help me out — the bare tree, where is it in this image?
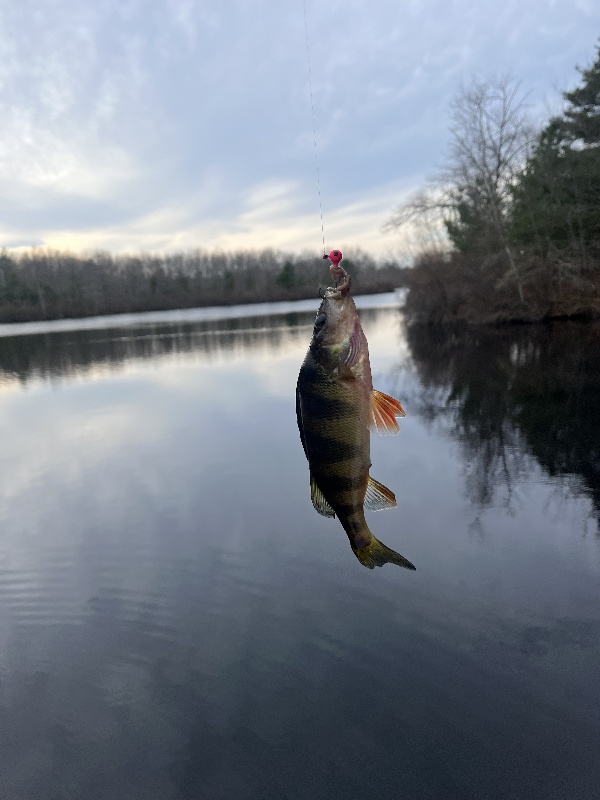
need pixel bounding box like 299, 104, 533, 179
387, 76, 534, 302
446, 77, 534, 301
383, 188, 451, 252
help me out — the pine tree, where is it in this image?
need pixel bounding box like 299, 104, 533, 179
563, 42, 600, 146
511, 41, 600, 256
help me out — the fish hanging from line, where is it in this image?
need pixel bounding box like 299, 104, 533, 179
296, 250, 415, 570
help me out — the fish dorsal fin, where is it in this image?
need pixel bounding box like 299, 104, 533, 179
370, 389, 406, 435
342, 318, 362, 368
310, 474, 336, 518
364, 476, 397, 511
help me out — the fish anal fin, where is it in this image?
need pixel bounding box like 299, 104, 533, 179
364, 476, 397, 511
310, 475, 336, 518
370, 389, 406, 435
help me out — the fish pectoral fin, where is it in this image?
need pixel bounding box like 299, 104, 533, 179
369, 389, 406, 435
310, 475, 336, 518
364, 476, 397, 511
341, 318, 363, 368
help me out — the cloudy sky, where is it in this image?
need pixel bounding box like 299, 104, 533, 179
1, 0, 598, 258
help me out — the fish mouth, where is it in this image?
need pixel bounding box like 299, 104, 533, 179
318, 286, 341, 302
319, 278, 351, 300
318, 269, 352, 300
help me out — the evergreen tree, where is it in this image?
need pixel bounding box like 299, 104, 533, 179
563, 42, 600, 146
275, 261, 295, 290
511, 42, 600, 257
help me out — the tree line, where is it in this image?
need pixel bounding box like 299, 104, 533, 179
0, 248, 407, 324
388, 40, 600, 323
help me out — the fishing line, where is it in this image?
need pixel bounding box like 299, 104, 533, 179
302, 0, 326, 255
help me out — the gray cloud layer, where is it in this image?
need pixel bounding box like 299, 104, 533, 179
0, 0, 598, 256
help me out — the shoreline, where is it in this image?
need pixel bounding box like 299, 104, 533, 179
0, 291, 402, 338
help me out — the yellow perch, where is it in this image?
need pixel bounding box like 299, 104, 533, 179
296, 274, 415, 570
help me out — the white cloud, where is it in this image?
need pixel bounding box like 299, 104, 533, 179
29, 175, 417, 257
0, 0, 598, 256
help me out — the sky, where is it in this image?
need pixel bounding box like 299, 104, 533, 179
1, 0, 599, 259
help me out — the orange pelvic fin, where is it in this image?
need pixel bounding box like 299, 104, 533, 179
370, 389, 406, 435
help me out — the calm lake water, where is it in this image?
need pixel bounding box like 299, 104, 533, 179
0, 294, 599, 800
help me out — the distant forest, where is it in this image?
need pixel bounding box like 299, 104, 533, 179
0, 248, 407, 324
388, 41, 600, 324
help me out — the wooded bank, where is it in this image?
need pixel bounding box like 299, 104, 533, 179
390, 42, 600, 324
0, 248, 407, 324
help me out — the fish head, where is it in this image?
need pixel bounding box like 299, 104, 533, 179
311, 288, 358, 349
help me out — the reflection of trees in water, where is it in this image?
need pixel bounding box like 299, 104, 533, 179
0, 307, 384, 387
406, 320, 600, 525
0, 312, 297, 385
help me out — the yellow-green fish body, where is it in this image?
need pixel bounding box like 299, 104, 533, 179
296, 286, 415, 570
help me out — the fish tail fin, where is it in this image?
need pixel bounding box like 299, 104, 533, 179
353, 534, 416, 571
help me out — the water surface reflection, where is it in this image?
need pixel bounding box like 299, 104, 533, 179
0, 307, 387, 388
0, 300, 598, 800
406, 320, 600, 524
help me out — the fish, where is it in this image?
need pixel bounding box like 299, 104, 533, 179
296, 273, 415, 570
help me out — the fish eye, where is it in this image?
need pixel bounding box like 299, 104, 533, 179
314, 313, 327, 330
